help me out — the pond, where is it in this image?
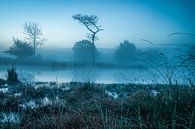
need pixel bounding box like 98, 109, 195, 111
0, 65, 190, 84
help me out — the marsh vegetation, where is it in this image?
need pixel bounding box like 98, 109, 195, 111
0, 1, 195, 128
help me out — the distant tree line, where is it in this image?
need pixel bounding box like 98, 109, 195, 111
4, 38, 159, 66
1, 14, 194, 68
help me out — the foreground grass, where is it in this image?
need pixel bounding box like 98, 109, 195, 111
0, 82, 194, 129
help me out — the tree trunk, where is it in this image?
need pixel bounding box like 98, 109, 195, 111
92, 33, 95, 64
33, 38, 36, 58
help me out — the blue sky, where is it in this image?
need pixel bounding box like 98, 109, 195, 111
0, 0, 194, 48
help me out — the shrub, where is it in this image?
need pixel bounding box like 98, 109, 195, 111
7, 67, 19, 85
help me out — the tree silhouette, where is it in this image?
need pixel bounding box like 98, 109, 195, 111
114, 40, 137, 64
5, 38, 33, 59
24, 22, 44, 58
72, 40, 98, 63
73, 14, 103, 64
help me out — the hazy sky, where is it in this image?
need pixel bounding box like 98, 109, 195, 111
0, 0, 194, 48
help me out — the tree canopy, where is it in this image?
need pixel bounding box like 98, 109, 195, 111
114, 40, 137, 64
5, 38, 33, 59
73, 14, 103, 64
72, 40, 98, 63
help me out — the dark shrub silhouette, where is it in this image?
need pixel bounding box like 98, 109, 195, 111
72, 40, 99, 63
5, 38, 33, 59
114, 40, 137, 64
7, 67, 19, 84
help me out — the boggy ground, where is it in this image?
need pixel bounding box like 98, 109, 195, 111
0, 81, 195, 129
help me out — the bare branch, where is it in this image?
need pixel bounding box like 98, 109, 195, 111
168, 32, 195, 38
73, 14, 103, 35
73, 14, 103, 64
23, 22, 45, 57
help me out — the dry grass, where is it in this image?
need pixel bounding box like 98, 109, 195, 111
0, 83, 195, 129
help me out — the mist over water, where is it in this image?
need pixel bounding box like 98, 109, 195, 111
0, 62, 192, 85
0, 1, 195, 128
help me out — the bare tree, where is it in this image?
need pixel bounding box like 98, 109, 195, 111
73, 14, 103, 64
24, 22, 44, 58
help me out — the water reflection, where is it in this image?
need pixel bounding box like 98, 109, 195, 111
0, 65, 191, 84
72, 66, 100, 82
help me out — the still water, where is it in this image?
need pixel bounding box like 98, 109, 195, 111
0, 65, 190, 84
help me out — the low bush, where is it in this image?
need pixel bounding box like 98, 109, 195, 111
7, 67, 19, 85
